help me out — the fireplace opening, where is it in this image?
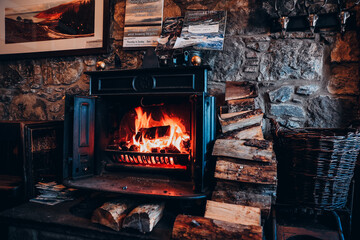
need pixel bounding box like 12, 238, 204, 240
63, 67, 215, 198
99, 95, 193, 176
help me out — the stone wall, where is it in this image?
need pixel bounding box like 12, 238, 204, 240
0, 0, 359, 130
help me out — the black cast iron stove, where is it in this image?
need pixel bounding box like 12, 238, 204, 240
63, 66, 216, 199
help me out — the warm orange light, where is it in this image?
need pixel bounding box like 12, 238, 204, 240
130, 107, 190, 153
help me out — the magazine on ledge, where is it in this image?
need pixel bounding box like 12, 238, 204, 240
30, 181, 77, 206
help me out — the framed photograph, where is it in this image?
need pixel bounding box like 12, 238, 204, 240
0, 0, 109, 60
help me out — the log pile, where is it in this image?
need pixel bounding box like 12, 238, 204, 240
172, 81, 277, 239
91, 200, 165, 233
209, 81, 277, 223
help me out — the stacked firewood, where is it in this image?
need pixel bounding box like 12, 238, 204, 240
172, 81, 277, 240
91, 200, 165, 233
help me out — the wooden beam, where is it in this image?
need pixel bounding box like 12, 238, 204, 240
212, 139, 273, 162
219, 109, 263, 133
204, 200, 261, 226
225, 81, 257, 101
214, 158, 277, 185
172, 214, 263, 240
212, 181, 274, 217
91, 200, 133, 231
122, 203, 165, 233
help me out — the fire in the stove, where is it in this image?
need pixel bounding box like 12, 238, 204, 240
120, 107, 190, 154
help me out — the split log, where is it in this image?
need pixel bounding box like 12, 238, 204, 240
219, 124, 264, 140
212, 139, 273, 162
217, 180, 276, 197
219, 109, 263, 133
172, 214, 262, 240
220, 110, 249, 118
204, 200, 261, 226
225, 81, 257, 101
220, 99, 255, 115
91, 200, 134, 231
214, 158, 277, 185
212, 181, 274, 218
122, 203, 165, 233
227, 98, 256, 112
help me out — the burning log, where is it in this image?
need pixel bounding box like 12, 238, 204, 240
122, 203, 165, 233
212, 139, 273, 162
91, 200, 134, 231
219, 109, 263, 133
164, 145, 180, 153
135, 125, 170, 142
129, 145, 139, 152
204, 200, 261, 226
172, 214, 262, 240
215, 158, 277, 185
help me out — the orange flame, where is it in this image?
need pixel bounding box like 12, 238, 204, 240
131, 107, 190, 153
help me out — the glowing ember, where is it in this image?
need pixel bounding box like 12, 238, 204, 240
129, 107, 190, 153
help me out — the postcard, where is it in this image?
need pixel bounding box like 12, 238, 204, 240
174, 10, 227, 50
123, 0, 164, 48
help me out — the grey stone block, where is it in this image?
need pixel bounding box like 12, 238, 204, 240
270, 104, 305, 118
269, 86, 294, 103
295, 85, 320, 95
259, 40, 323, 81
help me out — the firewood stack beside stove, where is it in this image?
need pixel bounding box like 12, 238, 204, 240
172, 81, 277, 240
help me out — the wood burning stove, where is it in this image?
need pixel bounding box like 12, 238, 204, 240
63, 66, 216, 199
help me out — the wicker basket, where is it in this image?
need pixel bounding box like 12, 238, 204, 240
274, 126, 360, 210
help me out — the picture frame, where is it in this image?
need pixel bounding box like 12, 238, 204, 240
0, 0, 109, 60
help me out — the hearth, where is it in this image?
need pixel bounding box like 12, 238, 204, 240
63, 66, 216, 199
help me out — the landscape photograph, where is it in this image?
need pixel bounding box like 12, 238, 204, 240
5, 0, 95, 44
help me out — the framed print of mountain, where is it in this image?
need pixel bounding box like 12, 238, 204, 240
0, 0, 109, 59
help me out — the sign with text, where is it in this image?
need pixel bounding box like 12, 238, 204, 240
123, 0, 163, 48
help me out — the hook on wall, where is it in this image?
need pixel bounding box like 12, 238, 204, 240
339, 0, 359, 33
274, 0, 298, 36
303, 0, 327, 33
